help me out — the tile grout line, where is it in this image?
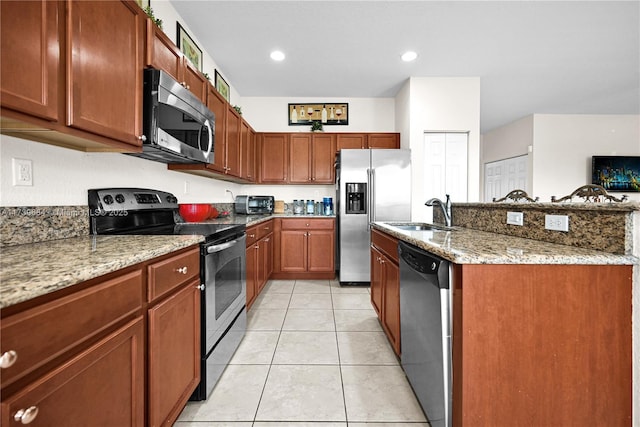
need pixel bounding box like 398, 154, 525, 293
332, 279, 351, 425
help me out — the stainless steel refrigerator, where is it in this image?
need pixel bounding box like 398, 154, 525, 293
336, 149, 411, 284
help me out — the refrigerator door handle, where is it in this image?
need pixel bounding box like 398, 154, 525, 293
370, 168, 376, 223
367, 168, 372, 230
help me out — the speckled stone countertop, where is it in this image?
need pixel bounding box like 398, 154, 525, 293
372, 222, 638, 265
0, 235, 203, 309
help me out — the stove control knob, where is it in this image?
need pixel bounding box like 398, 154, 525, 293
166, 195, 178, 204
103, 195, 114, 205
115, 194, 125, 204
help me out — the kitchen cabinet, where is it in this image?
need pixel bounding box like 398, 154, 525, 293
205, 85, 228, 173
224, 105, 242, 177
289, 133, 336, 184
273, 218, 335, 279
451, 263, 632, 427
370, 229, 401, 355
0, 245, 201, 427
259, 133, 289, 183
145, 17, 207, 103
336, 133, 400, 150
67, 0, 144, 145
246, 220, 274, 309
0, 0, 61, 122
147, 248, 200, 427
1, 0, 146, 152
0, 267, 146, 426
240, 120, 256, 181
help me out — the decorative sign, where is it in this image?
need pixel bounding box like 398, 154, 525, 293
288, 103, 349, 126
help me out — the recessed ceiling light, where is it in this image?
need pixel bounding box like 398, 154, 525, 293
401, 51, 418, 62
270, 50, 285, 61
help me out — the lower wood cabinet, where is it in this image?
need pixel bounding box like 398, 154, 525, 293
370, 229, 401, 355
0, 245, 201, 427
272, 218, 335, 280
246, 220, 274, 309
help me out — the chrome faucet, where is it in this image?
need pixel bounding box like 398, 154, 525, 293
425, 194, 452, 227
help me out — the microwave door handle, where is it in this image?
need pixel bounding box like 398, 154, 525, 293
203, 119, 213, 157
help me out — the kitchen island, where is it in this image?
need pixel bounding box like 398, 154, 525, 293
371, 221, 636, 427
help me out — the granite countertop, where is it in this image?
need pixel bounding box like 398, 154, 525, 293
0, 235, 203, 309
372, 222, 638, 265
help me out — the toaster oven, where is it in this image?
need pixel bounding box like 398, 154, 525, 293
235, 196, 274, 215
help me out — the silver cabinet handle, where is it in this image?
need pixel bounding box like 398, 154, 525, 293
176, 266, 188, 274
0, 350, 17, 368
138, 135, 147, 142
196, 284, 205, 291
14, 406, 38, 424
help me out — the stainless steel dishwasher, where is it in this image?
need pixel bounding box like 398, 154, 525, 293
398, 241, 452, 427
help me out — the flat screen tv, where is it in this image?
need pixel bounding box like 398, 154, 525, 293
592, 156, 640, 192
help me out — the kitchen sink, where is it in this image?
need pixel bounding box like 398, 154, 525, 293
386, 222, 452, 231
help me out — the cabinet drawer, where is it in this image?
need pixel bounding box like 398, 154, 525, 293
147, 248, 200, 302
371, 229, 399, 263
246, 225, 259, 247
281, 218, 335, 230
0, 270, 143, 389
256, 220, 274, 240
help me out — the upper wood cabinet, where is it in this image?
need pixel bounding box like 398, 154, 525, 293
259, 133, 289, 183
145, 18, 206, 103
67, 0, 144, 146
206, 85, 227, 173
240, 120, 256, 181
224, 105, 241, 177
336, 133, 400, 150
289, 134, 336, 184
0, 0, 61, 122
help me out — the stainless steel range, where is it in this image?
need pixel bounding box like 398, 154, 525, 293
88, 188, 246, 401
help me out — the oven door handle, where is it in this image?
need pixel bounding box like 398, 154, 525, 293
206, 238, 240, 254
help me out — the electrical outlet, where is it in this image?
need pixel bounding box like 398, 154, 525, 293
545, 214, 569, 232
506, 211, 524, 226
12, 158, 33, 186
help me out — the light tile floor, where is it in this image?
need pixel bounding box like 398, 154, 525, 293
175, 279, 429, 427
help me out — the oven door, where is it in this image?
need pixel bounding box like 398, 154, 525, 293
202, 233, 246, 353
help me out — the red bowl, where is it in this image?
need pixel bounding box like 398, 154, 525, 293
179, 204, 212, 222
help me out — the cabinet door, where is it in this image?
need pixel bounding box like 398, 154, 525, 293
148, 281, 200, 427
0, 0, 61, 121
307, 230, 335, 272
257, 238, 268, 292
183, 60, 207, 104
368, 133, 400, 149
382, 257, 400, 355
259, 133, 288, 183
207, 86, 227, 172
67, 0, 143, 146
145, 18, 182, 82
337, 134, 366, 150
280, 230, 307, 272
289, 134, 312, 183
246, 245, 258, 309
311, 134, 336, 183
225, 105, 241, 176
239, 120, 253, 180
264, 233, 274, 280
247, 127, 257, 181
1, 317, 144, 427
370, 246, 383, 316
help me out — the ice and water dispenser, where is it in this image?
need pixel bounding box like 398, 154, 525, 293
346, 183, 366, 214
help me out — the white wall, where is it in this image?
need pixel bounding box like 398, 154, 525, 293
0, 135, 242, 206
532, 114, 640, 202
399, 77, 481, 223
240, 97, 395, 133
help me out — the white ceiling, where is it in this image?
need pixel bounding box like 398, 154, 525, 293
170, 0, 640, 133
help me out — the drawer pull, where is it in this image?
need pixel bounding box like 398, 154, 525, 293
196, 284, 205, 291
176, 267, 188, 275
249, 234, 256, 238
14, 406, 38, 424
0, 350, 17, 368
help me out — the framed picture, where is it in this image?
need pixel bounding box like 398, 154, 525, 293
215, 70, 230, 103
176, 23, 202, 71
135, 0, 150, 8
288, 103, 349, 126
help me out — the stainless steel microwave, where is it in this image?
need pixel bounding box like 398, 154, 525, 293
235, 196, 274, 215
128, 68, 214, 164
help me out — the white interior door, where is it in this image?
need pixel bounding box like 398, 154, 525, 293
424, 132, 468, 202
483, 155, 528, 201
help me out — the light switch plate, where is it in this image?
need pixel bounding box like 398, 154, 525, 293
506, 211, 524, 226
545, 214, 569, 232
